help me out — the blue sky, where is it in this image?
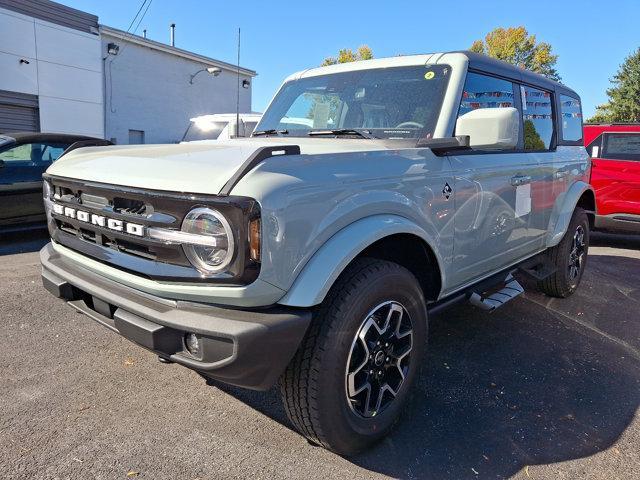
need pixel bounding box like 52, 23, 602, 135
64, 0, 639, 118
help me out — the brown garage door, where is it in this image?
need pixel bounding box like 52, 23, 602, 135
0, 90, 39, 133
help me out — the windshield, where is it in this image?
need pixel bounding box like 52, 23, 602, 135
0, 135, 15, 147
183, 121, 228, 142
257, 65, 451, 139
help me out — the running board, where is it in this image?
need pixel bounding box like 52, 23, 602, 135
468, 274, 524, 311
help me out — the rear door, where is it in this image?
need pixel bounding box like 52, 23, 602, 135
522, 85, 563, 249
591, 132, 640, 217
448, 72, 539, 288
0, 141, 70, 226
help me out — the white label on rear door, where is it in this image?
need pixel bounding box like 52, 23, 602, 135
515, 184, 532, 218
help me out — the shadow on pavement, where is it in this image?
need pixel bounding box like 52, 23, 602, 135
214, 252, 640, 479
0, 228, 49, 256
591, 231, 640, 250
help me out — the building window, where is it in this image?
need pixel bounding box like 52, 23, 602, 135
128, 129, 145, 144
458, 72, 516, 118
602, 133, 640, 161
521, 85, 553, 150
560, 94, 583, 142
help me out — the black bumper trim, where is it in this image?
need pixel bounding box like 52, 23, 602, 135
40, 242, 311, 390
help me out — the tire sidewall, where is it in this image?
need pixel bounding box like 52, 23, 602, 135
314, 263, 427, 453
558, 210, 590, 293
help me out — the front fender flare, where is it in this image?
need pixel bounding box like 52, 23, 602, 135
278, 215, 444, 308
546, 181, 595, 248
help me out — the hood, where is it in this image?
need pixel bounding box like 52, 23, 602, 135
46, 137, 394, 195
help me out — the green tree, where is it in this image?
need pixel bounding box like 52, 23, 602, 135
523, 120, 545, 150
587, 48, 640, 123
322, 45, 373, 66
470, 26, 560, 81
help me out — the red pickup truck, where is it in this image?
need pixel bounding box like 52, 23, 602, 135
585, 123, 640, 234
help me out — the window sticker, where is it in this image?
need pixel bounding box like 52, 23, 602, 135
424, 71, 435, 80
515, 184, 532, 218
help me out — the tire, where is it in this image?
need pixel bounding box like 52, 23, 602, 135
279, 258, 428, 456
537, 207, 590, 298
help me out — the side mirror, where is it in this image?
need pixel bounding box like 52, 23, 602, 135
456, 107, 519, 150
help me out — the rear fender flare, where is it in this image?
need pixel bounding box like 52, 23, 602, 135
546, 181, 595, 248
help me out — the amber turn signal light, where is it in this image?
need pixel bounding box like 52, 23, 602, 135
249, 218, 261, 261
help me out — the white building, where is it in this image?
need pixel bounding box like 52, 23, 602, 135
0, 0, 256, 144
102, 26, 255, 145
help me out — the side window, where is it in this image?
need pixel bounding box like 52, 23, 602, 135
0, 142, 69, 164
560, 95, 583, 142
242, 121, 258, 136
585, 134, 603, 158
0, 144, 32, 163
521, 85, 554, 150
458, 72, 516, 118
602, 133, 640, 161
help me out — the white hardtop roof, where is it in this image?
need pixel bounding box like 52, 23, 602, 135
282, 50, 577, 97
284, 52, 465, 82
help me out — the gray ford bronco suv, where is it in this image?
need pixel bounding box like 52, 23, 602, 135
40, 51, 594, 455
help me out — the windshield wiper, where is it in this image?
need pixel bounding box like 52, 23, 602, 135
307, 128, 376, 139
252, 129, 289, 137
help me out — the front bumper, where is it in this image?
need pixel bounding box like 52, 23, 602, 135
594, 214, 640, 234
40, 242, 311, 390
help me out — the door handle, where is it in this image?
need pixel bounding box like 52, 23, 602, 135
510, 175, 532, 186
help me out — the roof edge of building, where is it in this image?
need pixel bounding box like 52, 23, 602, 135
100, 25, 257, 77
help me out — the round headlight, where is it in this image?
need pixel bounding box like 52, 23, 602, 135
181, 207, 235, 274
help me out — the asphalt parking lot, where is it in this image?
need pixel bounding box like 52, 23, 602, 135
0, 230, 638, 480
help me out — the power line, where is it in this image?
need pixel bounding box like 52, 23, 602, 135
132, 0, 153, 36
124, 0, 148, 34
115, 0, 154, 58
105, 0, 154, 114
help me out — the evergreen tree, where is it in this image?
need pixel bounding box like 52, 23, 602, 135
588, 49, 640, 123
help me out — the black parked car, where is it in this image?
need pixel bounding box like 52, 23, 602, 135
0, 132, 109, 232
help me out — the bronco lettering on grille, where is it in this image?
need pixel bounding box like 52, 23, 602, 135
52, 203, 144, 237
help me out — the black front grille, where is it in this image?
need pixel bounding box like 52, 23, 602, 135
45, 174, 261, 285
113, 197, 148, 216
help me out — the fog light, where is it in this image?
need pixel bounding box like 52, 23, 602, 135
185, 333, 200, 356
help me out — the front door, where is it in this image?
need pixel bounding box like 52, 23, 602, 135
448, 152, 536, 288
0, 141, 69, 227
446, 72, 539, 290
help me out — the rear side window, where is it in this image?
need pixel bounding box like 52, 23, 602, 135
458, 72, 516, 118
603, 133, 640, 161
521, 85, 553, 150
560, 95, 583, 142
